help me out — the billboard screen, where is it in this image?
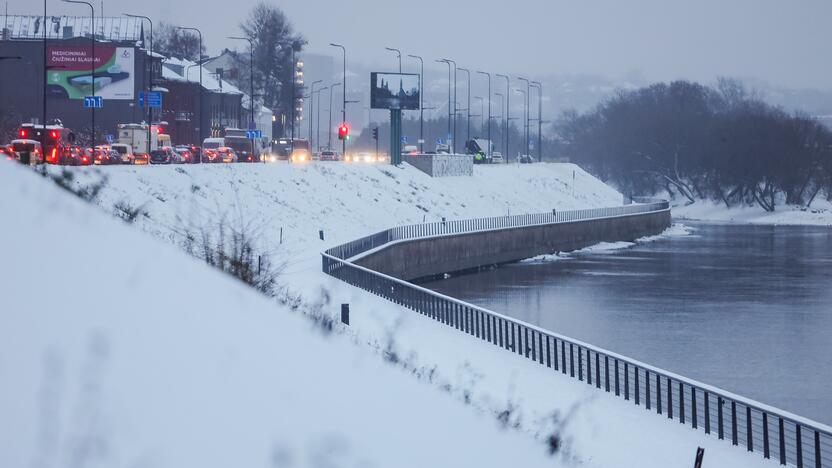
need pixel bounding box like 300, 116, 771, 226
370, 72, 420, 110
46, 45, 135, 100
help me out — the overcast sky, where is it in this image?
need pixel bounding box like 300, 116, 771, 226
24, 0, 832, 90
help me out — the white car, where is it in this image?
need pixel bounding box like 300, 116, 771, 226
491, 151, 504, 164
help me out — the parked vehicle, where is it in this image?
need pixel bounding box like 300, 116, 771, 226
491, 151, 504, 164
319, 150, 340, 161
110, 143, 134, 164
435, 143, 451, 154
346, 152, 376, 163
518, 154, 534, 164
216, 147, 237, 163
150, 147, 174, 164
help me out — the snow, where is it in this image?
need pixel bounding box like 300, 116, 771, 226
0, 160, 562, 468
672, 198, 832, 226
16, 161, 776, 467
521, 223, 694, 263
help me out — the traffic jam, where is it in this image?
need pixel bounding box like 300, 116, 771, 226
3, 122, 388, 167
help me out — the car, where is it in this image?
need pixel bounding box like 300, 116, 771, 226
175, 147, 194, 163
216, 147, 237, 163
491, 151, 504, 164
319, 150, 340, 161
518, 154, 534, 164
150, 148, 175, 164
94, 147, 120, 165
111, 143, 134, 164
347, 152, 377, 163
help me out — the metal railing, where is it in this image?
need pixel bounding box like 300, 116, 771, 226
321, 202, 831, 467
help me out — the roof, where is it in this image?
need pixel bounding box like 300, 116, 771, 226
161, 57, 243, 95
1, 15, 142, 41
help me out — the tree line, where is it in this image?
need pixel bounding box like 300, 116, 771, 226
554, 79, 832, 210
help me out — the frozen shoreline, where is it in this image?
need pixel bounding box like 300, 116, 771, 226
670, 199, 832, 226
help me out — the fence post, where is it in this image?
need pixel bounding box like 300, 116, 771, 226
747, 406, 753, 452
569, 344, 575, 377
587, 350, 593, 385
718, 397, 724, 440
679, 382, 684, 424
779, 417, 786, 465
595, 354, 601, 389
731, 401, 738, 446
667, 377, 673, 420
815, 430, 821, 468
635, 367, 640, 406
578, 346, 583, 381
797, 424, 803, 468
624, 362, 629, 400
615, 360, 620, 396
657, 374, 662, 414
705, 392, 711, 434
692, 387, 697, 429
646, 370, 651, 410
605, 356, 610, 392
763, 413, 770, 459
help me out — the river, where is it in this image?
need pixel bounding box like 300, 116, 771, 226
423, 222, 832, 424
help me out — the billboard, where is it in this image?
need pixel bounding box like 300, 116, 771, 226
46, 45, 135, 100
370, 72, 420, 110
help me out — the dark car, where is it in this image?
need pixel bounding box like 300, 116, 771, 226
518, 154, 534, 164
150, 148, 173, 164
94, 148, 120, 165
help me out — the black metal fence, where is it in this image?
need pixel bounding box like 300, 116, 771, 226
321, 202, 832, 467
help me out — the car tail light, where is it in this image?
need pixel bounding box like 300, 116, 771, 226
50, 148, 57, 162
19, 129, 26, 138
50, 130, 58, 139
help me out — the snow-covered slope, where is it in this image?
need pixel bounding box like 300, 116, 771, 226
672, 198, 832, 226
0, 160, 566, 468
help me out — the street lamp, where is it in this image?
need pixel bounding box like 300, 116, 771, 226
384, 47, 401, 73
474, 96, 484, 133
515, 87, 526, 159
457, 67, 471, 142
63, 0, 95, 146
329, 43, 346, 155
176, 26, 203, 148
476, 70, 492, 156
496, 74, 510, 160
227, 36, 255, 127
124, 14, 153, 157
517, 77, 530, 157
309, 79, 322, 151
328, 82, 340, 149
315, 85, 327, 153
407, 54, 424, 152
531, 81, 542, 162
437, 58, 456, 152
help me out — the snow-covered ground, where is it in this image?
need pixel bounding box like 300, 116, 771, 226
671, 198, 832, 226
8, 161, 776, 467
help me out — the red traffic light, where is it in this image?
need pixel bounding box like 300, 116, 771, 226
338, 123, 349, 140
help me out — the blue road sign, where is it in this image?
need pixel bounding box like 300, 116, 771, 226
137, 91, 145, 107
146, 91, 162, 108
401, 135, 408, 144
104, 134, 114, 144
246, 129, 262, 139
436, 138, 443, 145
83, 96, 103, 108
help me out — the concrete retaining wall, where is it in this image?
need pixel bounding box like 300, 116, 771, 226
405, 154, 473, 177
355, 209, 671, 281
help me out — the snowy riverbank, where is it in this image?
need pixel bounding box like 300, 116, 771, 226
671, 198, 832, 226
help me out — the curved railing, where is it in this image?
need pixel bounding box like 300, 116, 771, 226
321, 200, 831, 467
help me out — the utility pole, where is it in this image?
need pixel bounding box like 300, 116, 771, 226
436, 59, 452, 150
517, 77, 530, 157
329, 82, 340, 150
309, 79, 321, 151
384, 47, 401, 73
316, 86, 327, 153
531, 81, 542, 162
407, 54, 424, 153
63, 0, 95, 145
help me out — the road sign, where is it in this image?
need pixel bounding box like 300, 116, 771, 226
401, 135, 408, 144
83, 96, 103, 108
436, 138, 443, 145
137, 91, 145, 107
104, 134, 114, 144
417, 138, 425, 144
246, 129, 262, 139
146, 91, 162, 108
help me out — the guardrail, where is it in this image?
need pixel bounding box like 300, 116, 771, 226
321, 201, 831, 467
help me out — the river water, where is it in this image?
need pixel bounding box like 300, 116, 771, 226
423, 222, 832, 425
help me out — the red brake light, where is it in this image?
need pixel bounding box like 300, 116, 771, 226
50, 130, 58, 139
19, 129, 26, 138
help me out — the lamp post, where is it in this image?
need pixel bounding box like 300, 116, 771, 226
124, 14, 153, 157
384, 47, 401, 73
309, 79, 322, 151
176, 26, 203, 148
42, 0, 46, 155
496, 74, 509, 160
315, 85, 327, 153
514, 89, 529, 159
407, 54, 423, 152
329, 43, 346, 155
494, 92, 504, 155
517, 77, 530, 157
228, 35, 256, 160
476, 70, 492, 156
473, 96, 484, 133
328, 82, 340, 150
531, 81, 542, 162
63, 0, 95, 146
457, 67, 471, 143
437, 58, 456, 152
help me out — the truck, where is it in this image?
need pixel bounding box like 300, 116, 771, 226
117, 123, 158, 158
464, 138, 494, 164
223, 128, 260, 162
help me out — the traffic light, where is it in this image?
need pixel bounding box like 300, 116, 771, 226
372, 127, 378, 140
338, 123, 349, 140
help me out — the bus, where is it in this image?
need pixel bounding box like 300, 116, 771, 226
17, 124, 75, 164
269, 138, 310, 162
